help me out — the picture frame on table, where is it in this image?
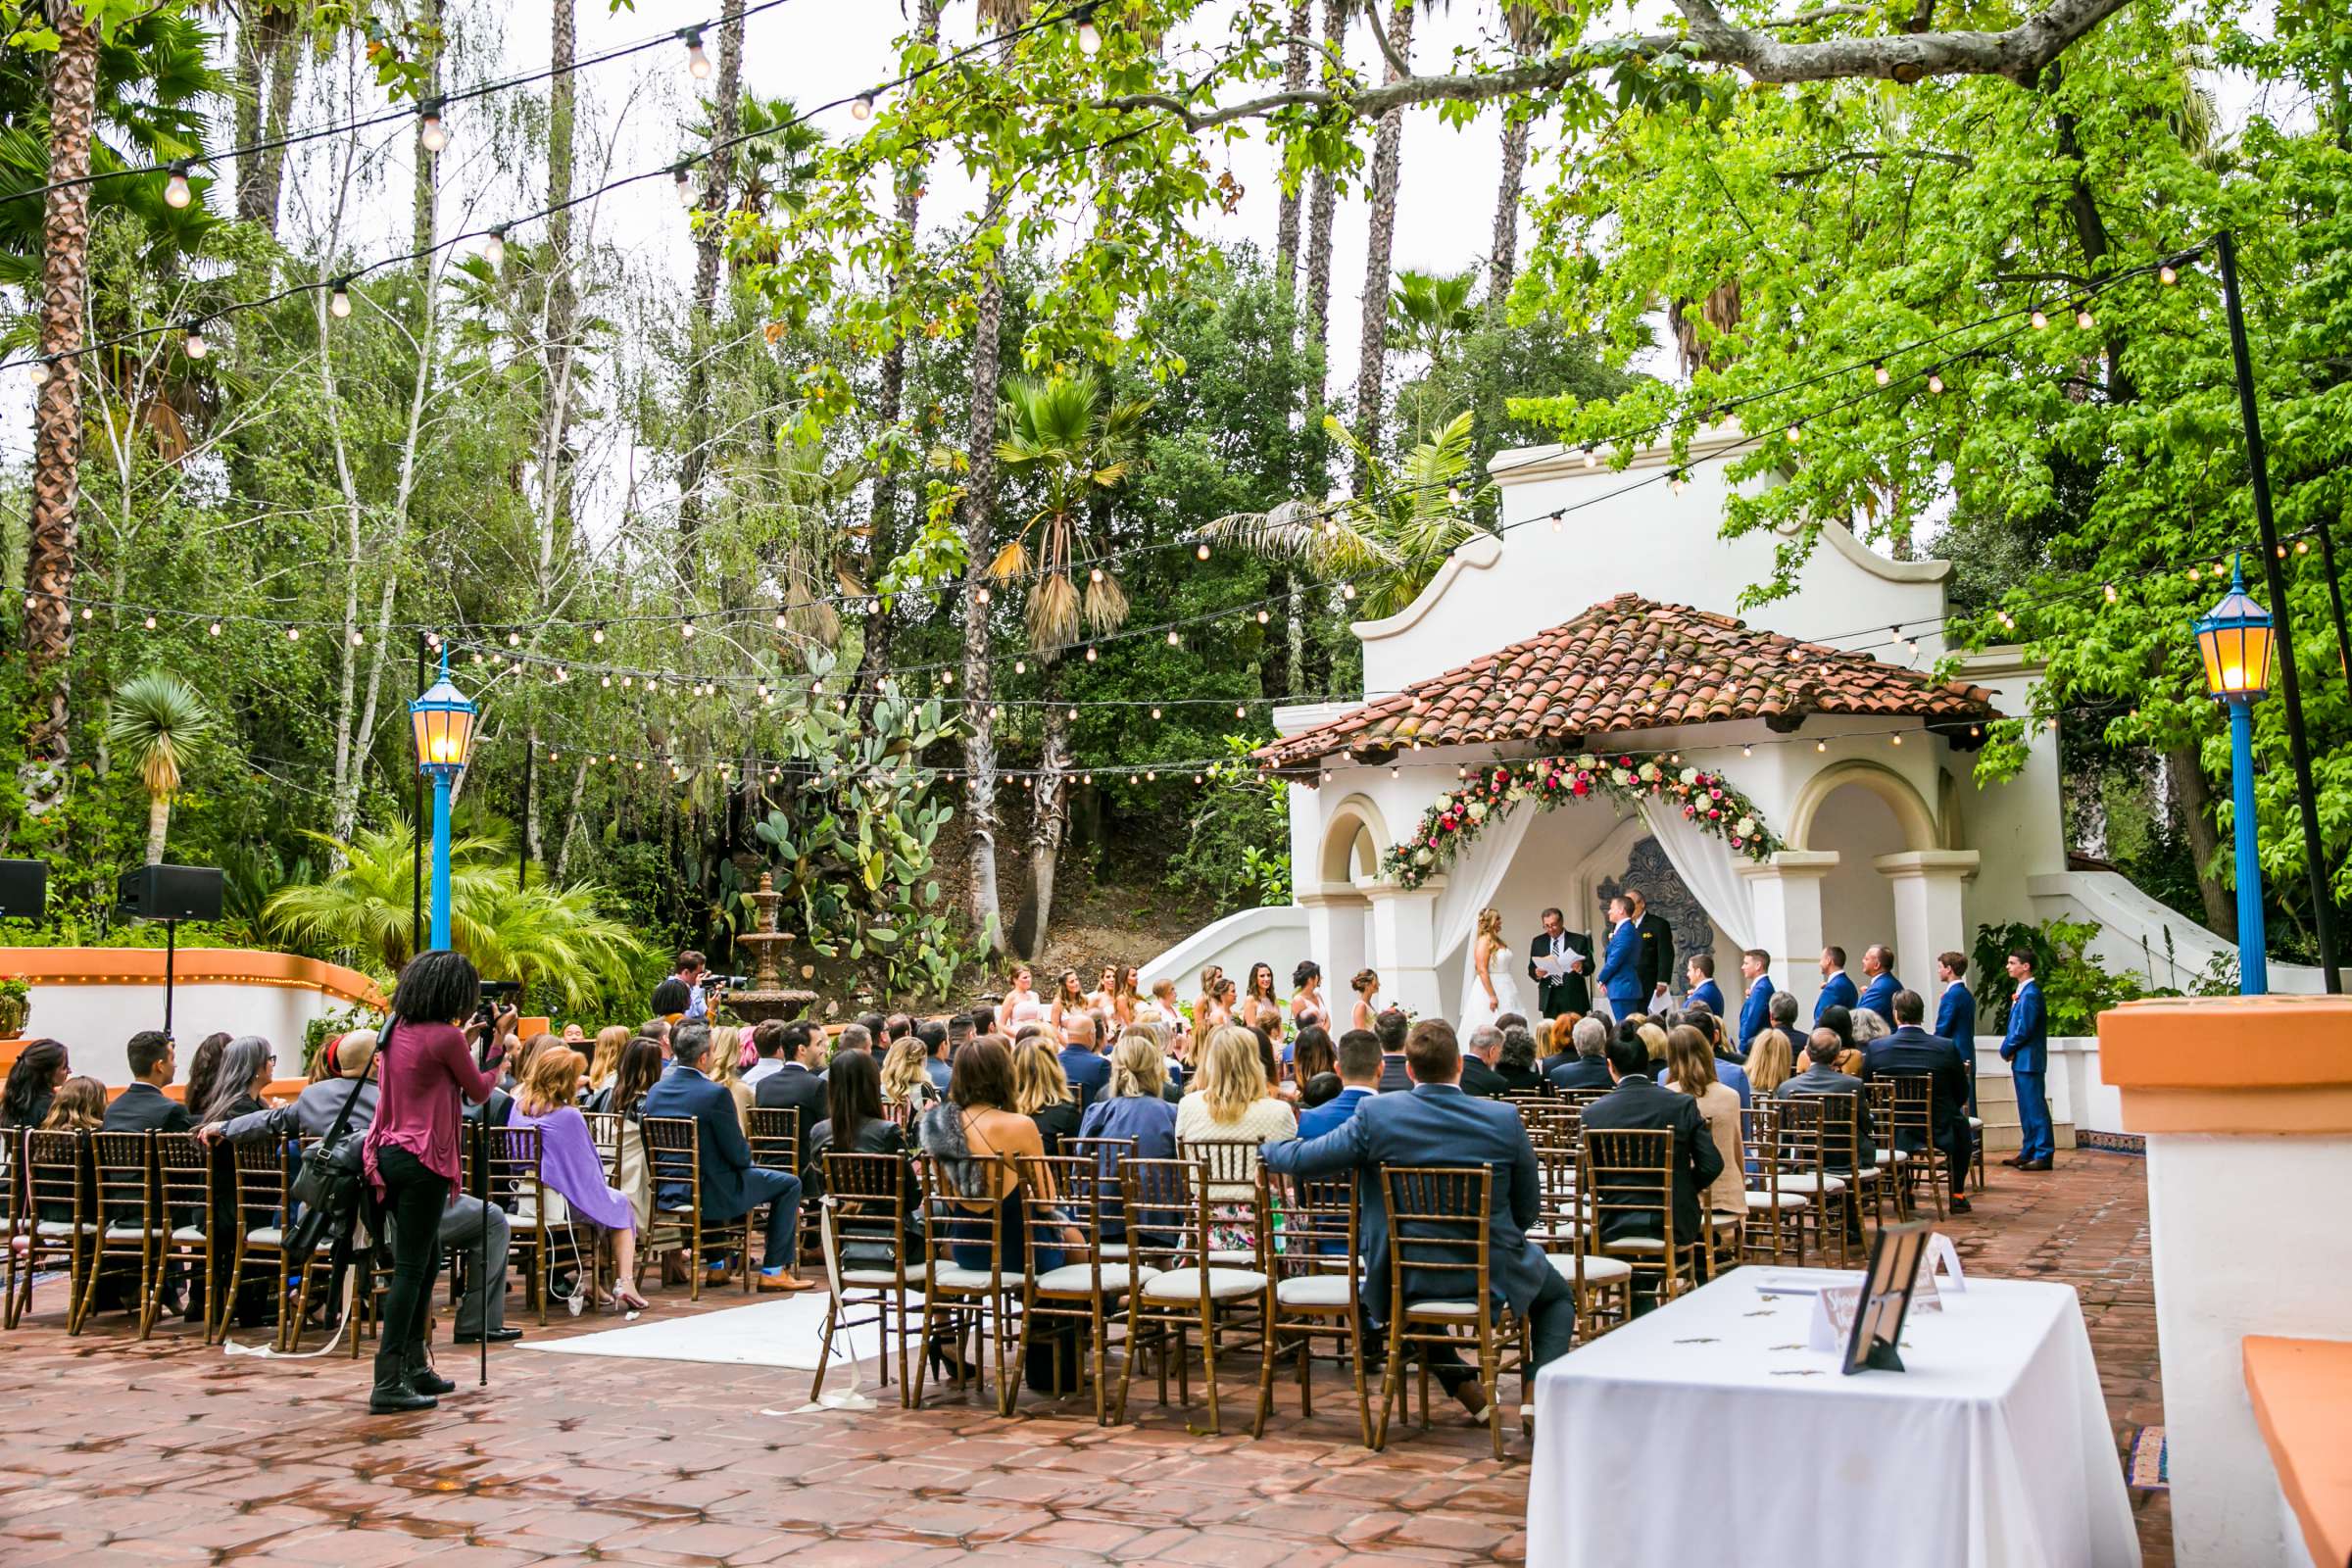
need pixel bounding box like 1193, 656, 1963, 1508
1842, 1221, 1931, 1374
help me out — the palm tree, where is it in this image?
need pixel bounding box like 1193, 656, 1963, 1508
1300, 0, 1348, 380
678, 1, 748, 540
993, 371, 1152, 954
1204, 409, 1492, 621
1349, 0, 1423, 490
1390, 269, 1478, 381
105, 672, 218, 865
267, 823, 646, 1008
1488, 1, 1551, 318
20, 1, 102, 803
1273, 0, 1313, 289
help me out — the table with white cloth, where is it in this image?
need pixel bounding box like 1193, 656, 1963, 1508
1527, 1267, 2139, 1568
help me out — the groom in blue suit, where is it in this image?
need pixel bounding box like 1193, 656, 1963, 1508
2000, 947, 2053, 1171
1735, 949, 1776, 1053
1596, 896, 1645, 1017
1814, 945, 1858, 1022
1856, 944, 1900, 1022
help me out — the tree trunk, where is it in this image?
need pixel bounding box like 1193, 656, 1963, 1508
861, 0, 945, 711
145, 793, 170, 866
232, 14, 266, 221
237, 9, 299, 236
21, 2, 100, 796
1489, 108, 1529, 321
677, 3, 746, 541
960, 240, 1008, 955
1350, 0, 1414, 490
555, 755, 590, 882
1302, 0, 1345, 352
1272, 0, 1312, 292
412, 0, 439, 300
1024, 662, 1073, 957
254, 18, 300, 239
2165, 744, 2236, 943
546, 0, 578, 509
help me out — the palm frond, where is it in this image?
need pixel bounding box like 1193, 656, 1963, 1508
105, 669, 217, 800
1082, 571, 1129, 637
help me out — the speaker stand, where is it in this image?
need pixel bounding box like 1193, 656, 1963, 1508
163, 918, 179, 1041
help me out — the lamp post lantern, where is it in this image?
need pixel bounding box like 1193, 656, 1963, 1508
409, 650, 478, 955
2194, 557, 2277, 994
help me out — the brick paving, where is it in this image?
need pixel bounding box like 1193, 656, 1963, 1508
0, 1150, 2170, 1566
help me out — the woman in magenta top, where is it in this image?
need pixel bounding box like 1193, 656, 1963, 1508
362, 951, 496, 1414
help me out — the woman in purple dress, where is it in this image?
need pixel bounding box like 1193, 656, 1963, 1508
510, 1047, 651, 1313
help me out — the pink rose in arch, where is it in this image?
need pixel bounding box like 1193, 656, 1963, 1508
1684, 805, 1696, 818
1428, 837, 1440, 848
1731, 837, 1743, 849
1710, 787, 1723, 801
1709, 808, 1721, 818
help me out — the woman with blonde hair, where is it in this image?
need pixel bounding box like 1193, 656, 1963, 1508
1047, 969, 1089, 1032
1462, 906, 1524, 1036
1663, 1025, 1744, 1255
511, 1048, 652, 1312
38, 1075, 105, 1131
1743, 1027, 1795, 1097
1077, 1030, 1180, 1175
1638, 1020, 1672, 1080
1195, 964, 1227, 1032
1349, 968, 1381, 1032
1174, 1025, 1297, 1198
1111, 965, 1143, 1027
585, 1025, 630, 1097
1012, 1036, 1081, 1154
880, 1034, 938, 1120
707, 1024, 754, 1132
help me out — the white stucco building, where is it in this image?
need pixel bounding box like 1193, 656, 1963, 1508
1144, 426, 2317, 1024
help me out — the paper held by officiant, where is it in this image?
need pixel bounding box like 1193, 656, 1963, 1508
1532, 951, 1586, 979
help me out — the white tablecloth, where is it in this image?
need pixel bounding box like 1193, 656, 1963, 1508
1528, 1269, 2139, 1568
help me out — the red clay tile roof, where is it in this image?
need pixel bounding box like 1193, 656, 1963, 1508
1255, 593, 2003, 774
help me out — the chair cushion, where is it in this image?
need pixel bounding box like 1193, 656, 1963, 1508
245, 1227, 284, 1247
1205, 1249, 1258, 1267
1403, 1298, 1485, 1320
1776, 1173, 1847, 1196
1601, 1236, 1665, 1252
839, 1267, 905, 1288
171, 1225, 206, 1243
1140, 1266, 1269, 1302
1274, 1273, 1356, 1307
929, 1264, 1016, 1292
103, 1225, 153, 1242
1743, 1191, 1808, 1210
34, 1220, 95, 1237
1099, 1243, 1130, 1261
1545, 1252, 1633, 1285
1034, 1261, 1158, 1296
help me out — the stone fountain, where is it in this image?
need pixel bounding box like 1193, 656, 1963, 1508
721, 872, 817, 1028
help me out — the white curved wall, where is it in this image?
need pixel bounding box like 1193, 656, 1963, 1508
1140, 905, 1311, 1000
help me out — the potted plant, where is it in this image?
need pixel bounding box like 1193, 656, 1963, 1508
0, 977, 28, 1041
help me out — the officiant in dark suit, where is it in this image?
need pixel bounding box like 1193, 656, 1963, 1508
1527, 906, 1593, 1016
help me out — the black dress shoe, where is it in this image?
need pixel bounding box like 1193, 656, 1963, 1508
1947, 1197, 1973, 1214
453, 1327, 523, 1345
2019, 1157, 2052, 1171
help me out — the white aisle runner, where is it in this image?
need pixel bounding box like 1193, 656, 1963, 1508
514, 1290, 892, 1371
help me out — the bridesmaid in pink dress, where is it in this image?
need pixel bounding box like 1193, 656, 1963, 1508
1002, 965, 1048, 1030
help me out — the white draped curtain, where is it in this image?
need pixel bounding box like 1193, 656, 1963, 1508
1637, 796, 1755, 953
1430, 804, 1540, 1011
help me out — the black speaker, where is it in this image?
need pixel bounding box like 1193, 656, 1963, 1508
117, 863, 224, 922
0, 858, 46, 920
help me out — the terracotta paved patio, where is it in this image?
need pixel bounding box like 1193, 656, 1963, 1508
0, 1150, 2170, 1566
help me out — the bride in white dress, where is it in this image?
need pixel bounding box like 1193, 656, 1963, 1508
1459, 906, 1525, 1036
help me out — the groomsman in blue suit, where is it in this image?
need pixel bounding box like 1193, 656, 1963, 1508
2000, 947, 2052, 1171
1814, 946, 1858, 1022
1935, 951, 1979, 1114
1736, 949, 1775, 1053
1596, 896, 1645, 1018
1682, 954, 1724, 1016
1856, 944, 1900, 1022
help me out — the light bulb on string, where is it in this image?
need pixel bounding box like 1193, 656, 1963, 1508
851, 88, 878, 121
1090, 566, 1103, 584
28, 356, 51, 387
591, 626, 605, 644
507, 631, 520, 647
1581, 445, 1596, 468
2076, 303, 2094, 330
1085, 647, 1098, 662
1255, 609, 1270, 624
417, 98, 447, 154
2030, 308, 2048, 330
164, 160, 194, 208
1166, 630, 1181, 647
673, 161, 697, 206
681, 622, 696, 639
209, 622, 221, 637
1235, 705, 1247, 719
682, 27, 711, 77
1196, 542, 1210, 561
2103, 583, 2118, 603
1872, 362, 1889, 387
1668, 469, 1687, 495
1076, 4, 1102, 53
1340, 583, 1356, 601
328, 278, 353, 318
143, 614, 156, 629
1068, 707, 1079, 720
1014, 659, 1026, 675
182, 320, 209, 360
351, 630, 365, 646
483, 226, 507, 269
286, 626, 300, 641
1788, 420, 1803, 444
1927, 371, 1945, 395
1150, 707, 1161, 719
2159, 263, 2179, 286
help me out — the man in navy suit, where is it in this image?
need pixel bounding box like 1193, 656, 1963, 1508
1262, 1019, 1577, 1418
1864, 990, 1974, 1213
1596, 895, 1645, 1019
1735, 948, 1775, 1054
2000, 948, 2053, 1171
1814, 946, 1858, 1022
1855, 945, 1900, 1023
1057, 1011, 1111, 1109
1935, 952, 1979, 1114
1298, 1030, 1381, 1138
1581, 1025, 1725, 1303
1545, 1015, 1615, 1091
643, 1026, 813, 1291
1682, 954, 1725, 1016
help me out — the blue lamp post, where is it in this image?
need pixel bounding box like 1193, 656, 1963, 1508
2193, 557, 2278, 995
409, 650, 478, 955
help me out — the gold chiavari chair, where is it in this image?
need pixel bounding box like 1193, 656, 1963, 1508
90, 1131, 164, 1338
1865, 1081, 1906, 1221
151, 1133, 213, 1339
1772, 1097, 1852, 1268
641, 1115, 716, 1299
1583, 1127, 1700, 1311
487, 1125, 587, 1323
1257, 1166, 1372, 1445
1886, 1075, 1950, 1221
18, 1130, 95, 1333
1062, 1136, 1135, 1260
0, 1126, 21, 1326
1376, 1165, 1528, 1459
1117, 1154, 1273, 1437
217, 1139, 297, 1345
584, 1109, 625, 1189
1015, 1152, 1138, 1426
912, 1152, 1026, 1417
1818, 1090, 1882, 1243
1739, 1103, 1805, 1265
811, 1150, 918, 1406
745, 1105, 815, 1271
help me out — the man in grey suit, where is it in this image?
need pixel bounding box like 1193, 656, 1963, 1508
1777, 1027, 1874, 1246
1262, 1019, 1576, 1422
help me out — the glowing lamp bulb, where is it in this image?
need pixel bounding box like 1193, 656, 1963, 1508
2159, 264, 2179, 286
2076, 305, 2094, 330
851, 92, 875, 122
164, 162, 193, 208
329, 284, 353, 318
183, 322, 208, 360
2030, 309, 2047, 330
1927, 371, 1945, 395
483, 227, 507, 269
1872, 362, 1889, 387
684, 30, 711, 78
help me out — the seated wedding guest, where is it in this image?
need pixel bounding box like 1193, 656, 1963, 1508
806, 1045, 907, 1185
1537, 1015, 1579, 1078
39, 1075, 104, 1131
181, 1033, 229, 1130
1815, 1004, 1866, 1077
834, 1022, 875, 1061
643, 1025, 812, 1293
1057, 1010, 1110, 1109
1373, 1006, 1413, 1094
1298, 1030, 1382, 1138
1636, 1020, 1673, 1084
1262, 1019, 1574, 1421
1078, 1032, 1182, 1170
1864, 989, 1974, 1213
968, 1004, 996, 1037
650, 976, 692, 1020
198, 1036, 276, 1126
1743, 1019, 1795, 1096
706, 1025, 755, 1131
1013, 1036, 1082, 1155
1848, 1004, 1890, 1057
1583, 1026, 1724, 1307
1661, 1025, 1743, 1250
509, 1048, 650, 1313
1291, 1025, 1341, 1107
884, 1013, 915, 1048
103, 1031, 193, 1133
1250, 1026, 1290, 1102
586, 1025, 631, 1096
918, 1019, 953, 1093
1174, 1025, 1297, 1201
1778, 1027, 1875, 1243
880, 1034, 939, 1120
918, 1038, 1067, 1276
1759, 990, 1805, 1061
1460, 1026, 1509, 1098
1681, 1008, 1750, 1108
1545, 1016, 1614, 1092
638, 1017, 672, 1053
1495, 1026, 1547, 1094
